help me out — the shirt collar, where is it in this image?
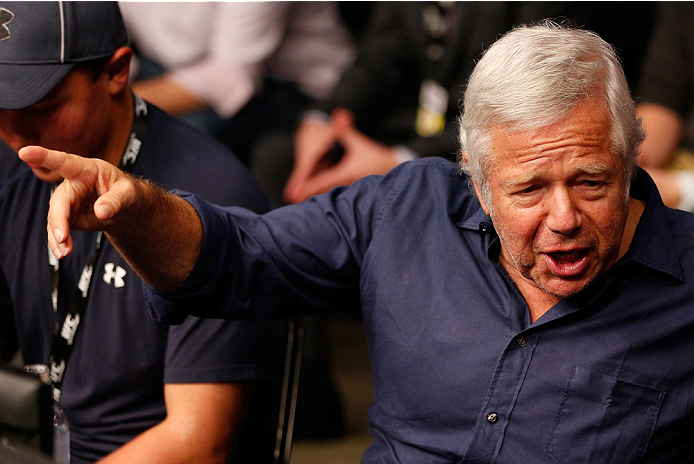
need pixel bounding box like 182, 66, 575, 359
454, 168, 684, 282
618, 168, 684, 282
456, 192, 490, 231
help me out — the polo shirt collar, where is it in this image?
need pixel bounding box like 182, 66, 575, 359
457, 193, 490, 231
618, 168, 684, 282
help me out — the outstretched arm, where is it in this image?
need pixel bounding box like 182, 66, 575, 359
18, 146, 202, 293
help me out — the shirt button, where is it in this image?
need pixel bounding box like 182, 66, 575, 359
516, 336, 527, 347
486, 412, 499, 424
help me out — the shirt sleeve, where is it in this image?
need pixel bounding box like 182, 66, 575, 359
164, 315, 285, 383
144, 174, 390, 324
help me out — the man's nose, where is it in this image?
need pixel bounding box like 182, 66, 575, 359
545, 187, 582, 235
0, 110, 39, 152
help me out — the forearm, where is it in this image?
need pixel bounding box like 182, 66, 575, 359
96, 423, 218, 464
132, 77, 208, 116
96, 420, 228, 464
96, 382, 251, 464
105, 178, 203, 293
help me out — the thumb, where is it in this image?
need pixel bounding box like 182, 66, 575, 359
93, 176, 139, 221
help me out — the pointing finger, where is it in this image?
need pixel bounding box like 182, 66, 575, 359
18, 146, 90, 180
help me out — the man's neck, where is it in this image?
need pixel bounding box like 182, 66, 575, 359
505, 197, 646, 324
617, 198, 645, 261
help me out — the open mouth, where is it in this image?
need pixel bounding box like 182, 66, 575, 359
548, 250, 585, 263
544, 249, 590, 277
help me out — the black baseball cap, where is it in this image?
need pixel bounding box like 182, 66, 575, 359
0, 1, 128, 110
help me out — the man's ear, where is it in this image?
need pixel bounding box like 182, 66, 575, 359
473, 181, 491, 216
104, 46, 133, 96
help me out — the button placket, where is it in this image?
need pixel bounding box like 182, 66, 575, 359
464, 333, 538, 461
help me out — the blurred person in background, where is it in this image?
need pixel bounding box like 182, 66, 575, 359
119, 1, 355, 165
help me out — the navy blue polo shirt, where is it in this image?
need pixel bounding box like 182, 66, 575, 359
0, 104, 284, 463
147, 158, 694, 462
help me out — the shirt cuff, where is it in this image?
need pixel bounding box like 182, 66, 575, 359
143, 191, 229, 324
676, 171, 694, 213
394, 145, 417, 164
301, 110, 331, 125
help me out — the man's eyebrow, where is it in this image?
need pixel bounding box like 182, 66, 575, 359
576, 161, 611, 175
503, 171, 545, 188
503, 162, 612, 188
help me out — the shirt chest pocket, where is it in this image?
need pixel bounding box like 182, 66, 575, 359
546, 365, 665, 464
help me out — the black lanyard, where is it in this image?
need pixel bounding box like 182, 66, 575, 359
47, 95, 148, 403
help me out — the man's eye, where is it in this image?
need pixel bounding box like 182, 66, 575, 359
581, 180, 605, 188
30, 105, 57, 113
27, 102, 60, 113
518, 185, 540, 195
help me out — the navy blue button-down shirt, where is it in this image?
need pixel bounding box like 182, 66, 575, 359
147, 158, 694, 463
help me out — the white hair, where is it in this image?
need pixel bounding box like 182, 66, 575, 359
459, 21, 644, 209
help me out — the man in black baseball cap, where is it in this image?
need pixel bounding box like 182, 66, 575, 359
0, 2, 282, 463
0, 1, 128, 184
0, 1, 131, 183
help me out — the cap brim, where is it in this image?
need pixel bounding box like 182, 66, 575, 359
0, 62, 74, 110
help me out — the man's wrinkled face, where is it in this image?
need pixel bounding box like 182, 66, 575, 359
0, 68, 110, 183
482, 99, 630, 299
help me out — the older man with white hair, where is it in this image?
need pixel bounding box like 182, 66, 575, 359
21, 22, 694, 462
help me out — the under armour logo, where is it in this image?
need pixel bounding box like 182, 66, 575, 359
52, 386, 62, 403
77, 263, 94, 297
50, 359, 66, 384
122, 133, 141, 166
0, 8, 13, 41
103, 263, 127, 288
60, 313, 80, 346
134, 94, 148, 117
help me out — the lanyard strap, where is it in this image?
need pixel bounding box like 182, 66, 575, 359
48, 95, 148, 403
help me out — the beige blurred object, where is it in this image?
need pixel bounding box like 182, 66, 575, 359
664, 148, 694, 170
647, 149, 694, 211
